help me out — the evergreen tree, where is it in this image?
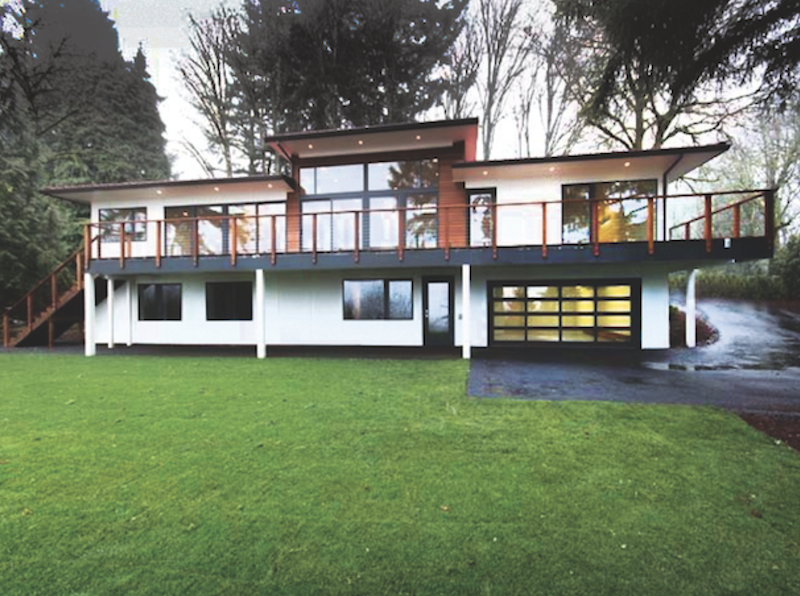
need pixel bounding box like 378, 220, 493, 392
0, 0, 170, 307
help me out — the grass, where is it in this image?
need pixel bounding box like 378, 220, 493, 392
1, 352, 800, 595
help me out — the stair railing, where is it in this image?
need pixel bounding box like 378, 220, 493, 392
3, 247, 85, 348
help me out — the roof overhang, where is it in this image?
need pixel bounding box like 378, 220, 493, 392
452, 143, 730, 185
265, 118, 479, 162
42, 175, 296, 204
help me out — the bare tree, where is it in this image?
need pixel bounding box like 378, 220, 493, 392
178, 9, 241, 178
439, 22, 482, 120
474, 0, 532, 159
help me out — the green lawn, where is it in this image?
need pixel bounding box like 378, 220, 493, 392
1, 352, 799, 595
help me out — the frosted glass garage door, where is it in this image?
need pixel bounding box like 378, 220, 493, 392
490, 281, 639, 346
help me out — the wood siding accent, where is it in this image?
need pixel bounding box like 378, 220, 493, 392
295, 144, 465, 169
437, 142, 467, 250
286, 159, 301, 253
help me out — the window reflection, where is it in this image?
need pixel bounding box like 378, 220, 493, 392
562, 180, 657, 244
405, 194, 438, 248
469, 191, 494, 247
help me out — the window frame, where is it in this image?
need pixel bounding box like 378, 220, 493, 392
561, 179, 658, 244
99, 207, 147, 243
205, 281, 254, 321
300, 160, 440, 251
137, 283, 182, 321
467, 188, 496, 247
342, 279, 414, 321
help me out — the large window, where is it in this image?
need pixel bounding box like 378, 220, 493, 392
300, 160, 439, 251
343, 279, 413, 320
164, 202, 285, 257
206, 282, 253, 321
99, 207, 147, 243
562, 180, 657, 244
138, 284, 181, 321
490, 281, 639, 346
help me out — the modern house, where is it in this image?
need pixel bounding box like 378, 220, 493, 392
4, 118, 774, 357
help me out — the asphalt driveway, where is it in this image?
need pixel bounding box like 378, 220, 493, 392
469, 299, 800, 414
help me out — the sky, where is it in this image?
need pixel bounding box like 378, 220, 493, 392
100, 0, 237, 180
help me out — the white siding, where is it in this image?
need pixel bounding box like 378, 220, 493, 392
93, 265, 671, 350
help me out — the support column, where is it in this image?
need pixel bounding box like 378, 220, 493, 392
84, 273, 96, 357
686, 269, 697, 348
107, 277, 115, 349
125, 280, 133, 347
256, 269, 266, 359
461, 264, 471, 360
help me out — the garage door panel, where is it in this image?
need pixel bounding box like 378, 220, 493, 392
489, 280, 641, 348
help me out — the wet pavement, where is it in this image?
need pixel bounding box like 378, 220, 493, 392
468, 299, 800, 414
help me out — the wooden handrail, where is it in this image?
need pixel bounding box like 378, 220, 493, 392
5, 246, 84, 314
81, 187, 776, 268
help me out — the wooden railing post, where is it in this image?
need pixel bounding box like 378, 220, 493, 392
647, 197, 655, 255
230, 217, 238, 267
592, 200, 600, 257
354, 212, 360, 263
312, 213, 318, 264
193, 219, 199, 267
76, 253, 83, 289
156, 221, 162, 268
764, 189, 775, 251
119, 224, 126, 269
733, 203, 741, 238
51, 274, 58, 311
84, 225, 91, 268
27, 295, 33, 331
704, 193, 713, 253
491, 202, 498, 260
270, 215, 277, 266
541, 202, 548, 259
684, 222, 690, 240
398, 206, 405, 262
443, 205, 450, 261
3, 311, 9, 348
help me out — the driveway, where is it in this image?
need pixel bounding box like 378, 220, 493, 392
469, 299, 800, 414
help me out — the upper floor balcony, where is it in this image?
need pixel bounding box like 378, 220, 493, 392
84, 188, 775, 276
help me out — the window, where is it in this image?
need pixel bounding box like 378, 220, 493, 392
299, 160, 439, 251
343, 280, 413, 320
206, 282, 253, 321
138, 284, 181, 321
99, 208, 147, 242
562, 180, 657, 244
163, 202, 286, 257
468, 189, 495, 247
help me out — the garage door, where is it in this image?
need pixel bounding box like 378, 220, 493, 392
489, 280, 640, 347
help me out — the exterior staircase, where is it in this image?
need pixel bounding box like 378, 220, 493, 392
3, 248, 86, 348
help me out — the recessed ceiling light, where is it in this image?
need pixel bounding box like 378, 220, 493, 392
624, 161, 631, 167
156, 189, 163, 195
268, 183, 273, 189
308, 143, 314, 149
548, 166, 555, 172
358, 140, 364, 145
214, 186, 220, 192
416, 135, 422, 141
482, 170, 488, 176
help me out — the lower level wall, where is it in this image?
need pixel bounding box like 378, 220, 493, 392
92, 264, 672, 350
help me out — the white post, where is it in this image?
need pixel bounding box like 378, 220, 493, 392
125, 280, 133, 347
84, 273, 96, 357
107, 277, 115, 349
686, 269, 697, 348
256, 269, 266, 359
461, 264, 471, 360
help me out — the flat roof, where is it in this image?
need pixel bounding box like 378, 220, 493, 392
265, 118, 479, 162
453, 143, 731, 184
43, 175, 296, 204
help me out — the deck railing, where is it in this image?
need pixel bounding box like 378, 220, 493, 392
82, 189, 775, 269
3, 247, 85, 347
